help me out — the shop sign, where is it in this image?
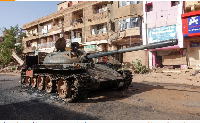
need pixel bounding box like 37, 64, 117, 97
187, 16, 200, 35
72, 38, 81, 43
190, 42, 199, 47
84, 45, 97, 52
148, 25, 177, 43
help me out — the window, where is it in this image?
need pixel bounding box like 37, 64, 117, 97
119, 1, 141, 8
91, 23, 107, 35
146, 3, 153, 12
26, 41, 31, 47
118, 17, 138, 31
111, 22, 115, 32
171, 1, 180, 6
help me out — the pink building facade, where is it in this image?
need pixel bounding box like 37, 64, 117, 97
142, 1, 186, 69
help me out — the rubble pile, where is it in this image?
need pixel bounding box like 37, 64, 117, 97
0, 53, 27, 74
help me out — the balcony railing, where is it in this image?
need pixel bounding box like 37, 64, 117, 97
92, 29, 107, 35
39, 42, 56, 49
92, 11, 108, 20
23, 34, 38, 42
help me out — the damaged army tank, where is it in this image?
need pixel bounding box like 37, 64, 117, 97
21, 37, 178, 102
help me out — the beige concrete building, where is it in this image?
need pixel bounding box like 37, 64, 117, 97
181, 1, 200, 67
22, 1, 110, 55
22, 1, 146, 66
108, 1, 147, 67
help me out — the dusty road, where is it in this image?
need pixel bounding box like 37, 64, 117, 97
0, 73, 200, 120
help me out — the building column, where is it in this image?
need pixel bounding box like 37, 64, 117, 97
149, 51, 153, 69
152, 51, 156, 67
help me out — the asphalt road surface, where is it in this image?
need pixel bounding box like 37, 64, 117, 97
0, 74, 200, 120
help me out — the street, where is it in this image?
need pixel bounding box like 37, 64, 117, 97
0, 73, 200, 120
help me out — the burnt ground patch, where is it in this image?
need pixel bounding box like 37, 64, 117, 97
0, 99, 97, 120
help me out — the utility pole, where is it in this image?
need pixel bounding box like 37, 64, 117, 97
84, 2, 86, 43
37, 21, 39, 51
71, 12, 73, 44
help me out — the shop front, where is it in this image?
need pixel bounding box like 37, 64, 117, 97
182, 11, 200, 67
147, 24, 186, 69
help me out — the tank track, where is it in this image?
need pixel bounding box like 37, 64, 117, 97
121, 70, 133, 89
21, 71, 92, 102
21, 63, 132, 102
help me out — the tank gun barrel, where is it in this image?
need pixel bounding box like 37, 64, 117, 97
86, 39, 178, 59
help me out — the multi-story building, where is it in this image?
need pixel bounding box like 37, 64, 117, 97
108, 1, 146, 67
181, 1, 200, 67
23, 1, 149, 66
22, 1, 110, 58
143, 1, 185, 69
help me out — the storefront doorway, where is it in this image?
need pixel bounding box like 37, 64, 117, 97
116, 45, 123, 63
152, 49, 187, 69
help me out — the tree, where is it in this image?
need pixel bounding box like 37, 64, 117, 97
0, 25, 26, 65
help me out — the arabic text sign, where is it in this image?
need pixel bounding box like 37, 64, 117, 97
187, 15, 200, 34
190, 42, 199, 47
148, 25, 177, 43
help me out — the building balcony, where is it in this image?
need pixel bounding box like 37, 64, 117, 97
72, 21, 84, 29
38, 42, 56, 49
114, 3, 143, 20
109, 27, 140, 42
92, 11, 109, 21
23, 34, 38, 42
87, 32, 108, 42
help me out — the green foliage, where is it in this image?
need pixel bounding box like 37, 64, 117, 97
0, 25, 25, 65
0, 35, 14, 64
10, 65, 16, 70
18, 32, 26, 43
121, 63, 127, 70
131, 59, 149, 74
15, 44, 24, 54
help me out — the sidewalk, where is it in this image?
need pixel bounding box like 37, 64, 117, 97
133, 72, 200, 86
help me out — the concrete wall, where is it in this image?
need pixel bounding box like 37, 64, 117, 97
123, 50, 148, 68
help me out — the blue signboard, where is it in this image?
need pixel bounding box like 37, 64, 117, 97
148, 25, 177, 43
190, 42, 199, 47
187, 15, 200, 34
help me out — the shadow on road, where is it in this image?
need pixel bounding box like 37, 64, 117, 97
82, 82, 164, 103
0, 99, 97, 120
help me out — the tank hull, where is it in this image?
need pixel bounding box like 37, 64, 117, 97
21, 63, 132, 102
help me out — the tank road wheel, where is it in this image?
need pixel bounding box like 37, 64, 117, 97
37, 75, 45, 90
31, 77, 37, 88
25, 76, 31, 86
45, 76, 56, 93
57, 79, 71, 98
